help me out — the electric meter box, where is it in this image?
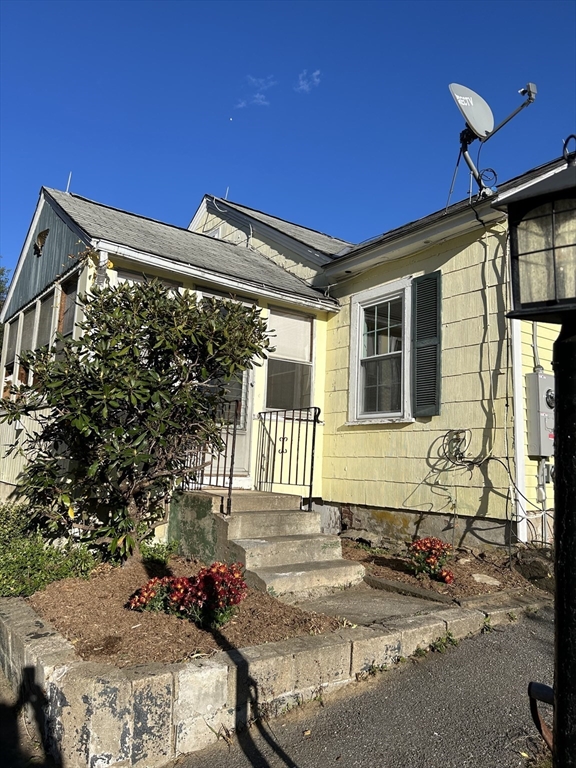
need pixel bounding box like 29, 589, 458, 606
526, 372, 555, 457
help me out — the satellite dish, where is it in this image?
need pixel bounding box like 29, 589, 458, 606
449, 83, 494, 139
447, 81, 536, 198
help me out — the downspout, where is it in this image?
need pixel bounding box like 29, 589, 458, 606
511, 318, 528, 543
532, 321, 548, 546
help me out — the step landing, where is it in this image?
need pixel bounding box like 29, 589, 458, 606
244, 560, 366, 602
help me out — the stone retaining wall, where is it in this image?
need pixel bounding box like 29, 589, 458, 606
0, 597, 530, 767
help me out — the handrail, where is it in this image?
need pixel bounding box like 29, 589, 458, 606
256, 407, 321, 511
182, 399, 240, 515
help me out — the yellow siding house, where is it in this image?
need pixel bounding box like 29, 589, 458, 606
1, 156, 569, 551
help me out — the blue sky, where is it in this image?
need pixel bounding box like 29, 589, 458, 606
1, 0, 574, 278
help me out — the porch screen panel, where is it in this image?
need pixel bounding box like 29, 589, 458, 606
5, 318, 19, 365
36, 292, 55, 348
59, 276, 78, 338
20, 308, 36, 354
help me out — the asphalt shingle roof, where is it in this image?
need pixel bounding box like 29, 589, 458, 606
209, 197, 351, 257
45, 189, 334, 304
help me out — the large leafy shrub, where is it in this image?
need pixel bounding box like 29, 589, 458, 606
1, 280, 270, 559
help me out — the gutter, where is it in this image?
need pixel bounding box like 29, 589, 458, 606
324, 199, 504, 280
92, 239, 340, 313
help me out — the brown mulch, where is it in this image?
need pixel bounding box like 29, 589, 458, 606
27, 557, 340, 668
27, 541, 544, 671
341, 538, 540, 600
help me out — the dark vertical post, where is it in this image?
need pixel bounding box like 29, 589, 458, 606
308, 408, 320, 512
226, 400, 240, 516
553, 312, 576, 767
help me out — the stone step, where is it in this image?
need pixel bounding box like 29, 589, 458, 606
245, 559, 366, 599
225, 510, 322, 539
229, 534, 342, 569
226, 490, 303, 513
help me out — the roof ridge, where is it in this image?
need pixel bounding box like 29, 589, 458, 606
43, 187, 222, 242
210, 196, 351, 244
44, 188, 268, 252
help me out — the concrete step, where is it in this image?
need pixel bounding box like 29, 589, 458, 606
225, 510, 322, 539
229, 534, 342, 569
226, 490, 303, 513
245, 559, 366, 599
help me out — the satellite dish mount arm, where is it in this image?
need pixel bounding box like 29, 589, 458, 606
459, 127, 489, 195
485, 83, 537, 143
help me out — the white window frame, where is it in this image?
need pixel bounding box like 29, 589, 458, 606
348, 277, 414, 424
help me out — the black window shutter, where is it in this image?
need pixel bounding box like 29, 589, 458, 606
412, 271, 441, 417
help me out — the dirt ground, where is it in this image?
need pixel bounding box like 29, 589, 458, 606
28, 557, 340, 668
341, 538, 542, 599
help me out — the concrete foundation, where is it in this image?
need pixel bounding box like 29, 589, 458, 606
315, 500, 515, 550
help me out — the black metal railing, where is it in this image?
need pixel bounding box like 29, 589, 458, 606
256, 407, 321, 510
182, 399, 240, 515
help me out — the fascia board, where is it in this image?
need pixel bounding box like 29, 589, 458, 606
91, 239, 339, 313
1, 192, 48, 323
493, 163, 570, 209
188, 196, 208, 232
203, 198, 333, 268
324, 202, 504, 280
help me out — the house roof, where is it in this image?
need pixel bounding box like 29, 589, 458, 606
206, 197, 351, 257
44, 188, 336, 306
331, 157, 566, 264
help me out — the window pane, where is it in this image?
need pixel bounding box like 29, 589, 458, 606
269, 311, 312, 363
555, 209, 576, 248
518, 251, 554, 304
389, 299, 402, 323
364, 332, 375, 357
117, 269, 182, 290
556, 246, 576, 300
554, 198, 576, 214
363, 298, 403, 359
223, 371, 248, 429
390, 324, 402, 351
362, 356, 402, 414
517, 215, 553, 255
364, 306, 376, 332
266, 359, 312, 410
523, 202, 553, 220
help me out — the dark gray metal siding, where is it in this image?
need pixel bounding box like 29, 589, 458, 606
3, 199, 88, 320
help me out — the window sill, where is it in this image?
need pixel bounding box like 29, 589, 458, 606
345, 416, 415, 426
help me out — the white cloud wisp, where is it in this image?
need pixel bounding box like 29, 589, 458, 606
294, 69, 321, 93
